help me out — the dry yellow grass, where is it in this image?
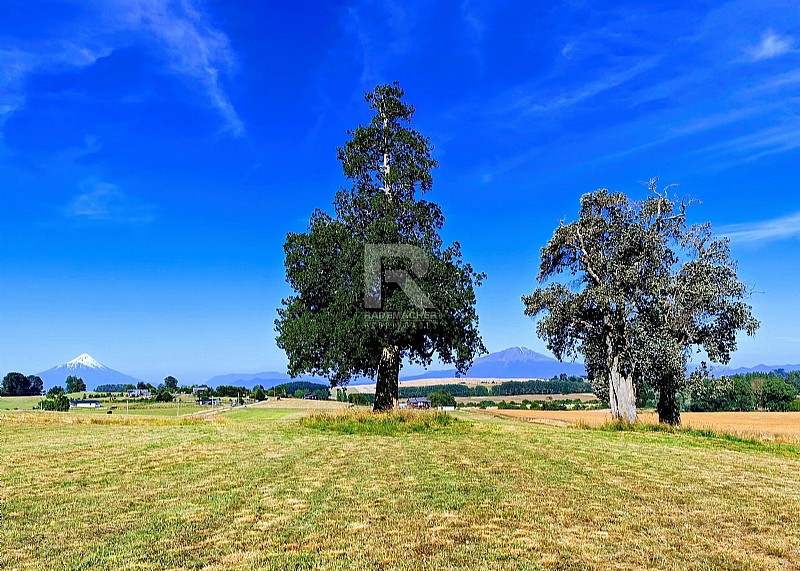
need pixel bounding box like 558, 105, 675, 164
490, 409, 800, 441
252, 397, 351, 410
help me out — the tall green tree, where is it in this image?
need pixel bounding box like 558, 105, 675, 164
163, 376, 178, 392
47, 386, 65, 397
523, 182, 757, 424
760, 376, 797, 411
65, 375, 86, 393
252, 386, 266, 401
428, 390, 456, 408
276, 83, 485, 411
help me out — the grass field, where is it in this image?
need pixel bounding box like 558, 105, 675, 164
0, 395, 42, 410
220, 407, 301, 421
1, 408, 799, 570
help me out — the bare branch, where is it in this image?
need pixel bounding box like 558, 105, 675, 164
575, 226, 602, 286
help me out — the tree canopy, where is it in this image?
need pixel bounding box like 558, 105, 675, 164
2, 372, 44, 396
66, 375, 86, 393
523, 181, 758, 424
163, 376, 178, 392
276, 83, 485, 410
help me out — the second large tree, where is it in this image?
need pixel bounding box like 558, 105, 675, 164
276, 83, 485, 411
523, 182, 758, 424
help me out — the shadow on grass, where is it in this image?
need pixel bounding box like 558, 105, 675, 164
300, 409, 466, 436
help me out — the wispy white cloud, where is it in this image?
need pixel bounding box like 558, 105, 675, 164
746, 30, 795, 61
0, 44, 110, 152
459, 0, 487, 73
342, 0, 419, 87
0, 0, 243, 139
746, 68, 800, 93
119, 0, 243, 136
506, 58, 659, 116
720, 211, 800, 244
696, 122, 800, 164
66, 182, 155, 224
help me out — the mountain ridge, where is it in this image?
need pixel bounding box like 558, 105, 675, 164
400, 346, 586, 380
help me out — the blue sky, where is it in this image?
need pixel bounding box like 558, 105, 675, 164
2, 0, 800, 383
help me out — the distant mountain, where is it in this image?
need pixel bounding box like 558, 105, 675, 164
204, 371, 373, 389
705, 363, 800, 376
401, 347, 586, 380
37, 354, 141, 391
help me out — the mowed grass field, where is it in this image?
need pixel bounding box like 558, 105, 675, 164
1, 409, 799, 570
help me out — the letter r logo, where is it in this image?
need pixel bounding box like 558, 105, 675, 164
364, 244, 435, 310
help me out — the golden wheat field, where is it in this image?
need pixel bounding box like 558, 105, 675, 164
488, 409, 800, 441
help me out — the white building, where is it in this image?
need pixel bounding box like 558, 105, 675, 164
70, 400, 102, 409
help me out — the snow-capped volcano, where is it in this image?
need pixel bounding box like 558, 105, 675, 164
37, 354, 141, 390
65, 353, 107, 370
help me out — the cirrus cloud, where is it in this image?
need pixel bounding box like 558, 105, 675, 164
66, 182, 155, 224
0, 0, 243, 139
746, 30, 795, 61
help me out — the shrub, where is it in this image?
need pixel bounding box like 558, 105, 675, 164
348, 393, 372, 406
154, 389, 174, 403
40, 393, 70, 412
300, 410, 462, 436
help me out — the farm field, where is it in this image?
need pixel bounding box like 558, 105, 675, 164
2, 409, 799, 570
347, 377, 541, 393
454, 393, 598, 404
487, 409, 800, 441
0, 395, 43, 411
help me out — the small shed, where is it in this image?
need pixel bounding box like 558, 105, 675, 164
407, 397, 432, 410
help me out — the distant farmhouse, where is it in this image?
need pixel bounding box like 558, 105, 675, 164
405, 397, 431, 410
70, 400, 101, 409
192, 386, 210, 396
127, 389, 151, 398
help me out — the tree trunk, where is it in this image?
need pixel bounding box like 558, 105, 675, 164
608, 356, 637, 423
373, 346, 400, 411
656, 379, 681, 426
